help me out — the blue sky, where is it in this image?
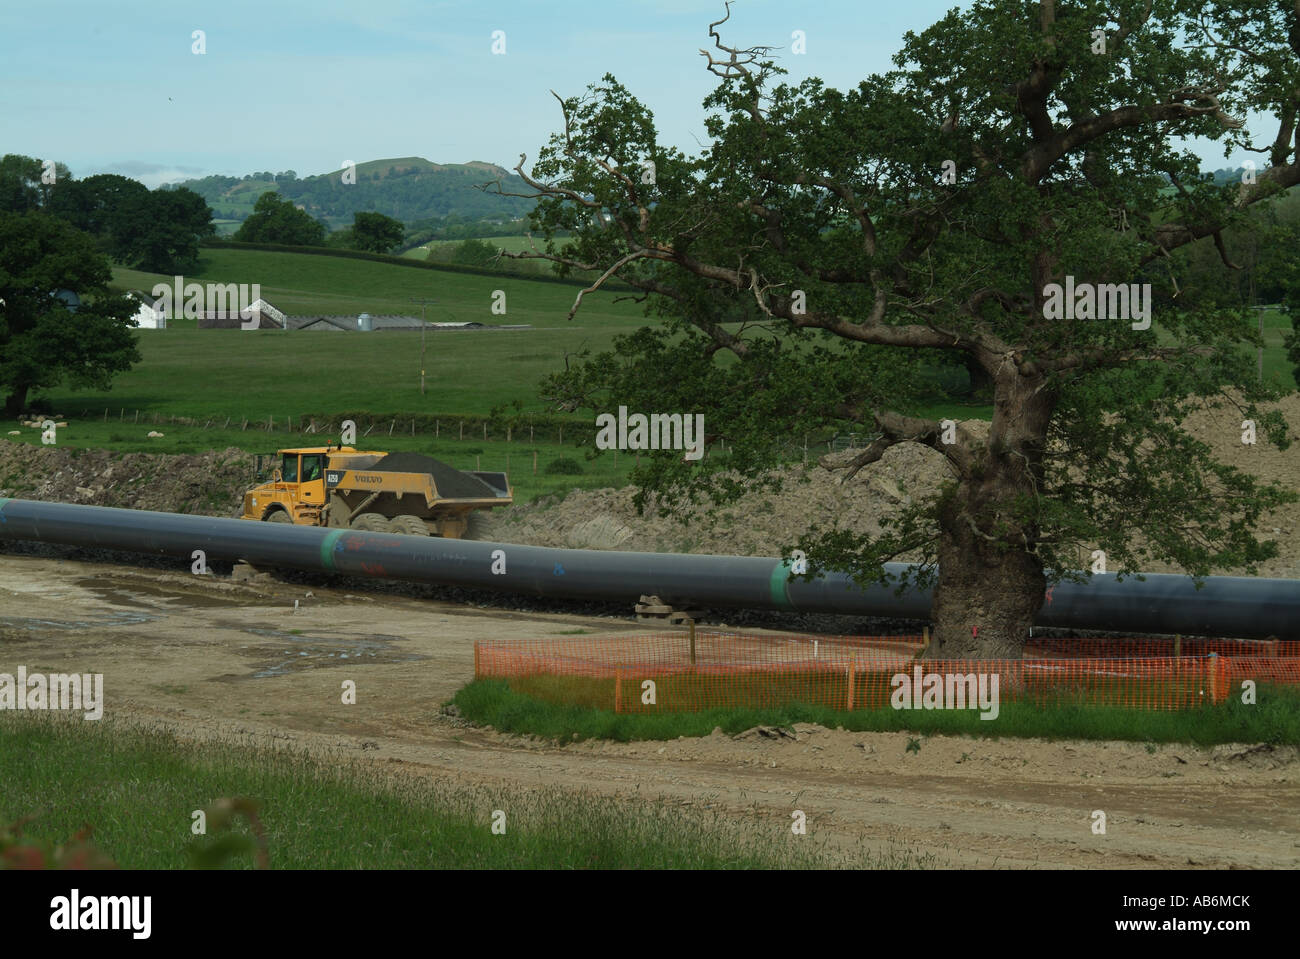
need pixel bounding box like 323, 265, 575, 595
0, 0, 1258, 187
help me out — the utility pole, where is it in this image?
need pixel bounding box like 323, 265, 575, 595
409, 298, 438, 396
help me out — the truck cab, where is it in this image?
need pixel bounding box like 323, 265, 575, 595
241, 446, 339, 524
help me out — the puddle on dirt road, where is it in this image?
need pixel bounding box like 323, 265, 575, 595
228, 627, 426, 679
0, 611, 155, 633
77, 579, 245, 610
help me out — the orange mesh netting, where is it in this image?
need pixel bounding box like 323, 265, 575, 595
474, 632, 1300, 713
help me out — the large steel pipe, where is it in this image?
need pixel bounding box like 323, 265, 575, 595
0, 498, 1295, 640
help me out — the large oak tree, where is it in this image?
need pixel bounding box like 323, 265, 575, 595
497, 0, 1300, 658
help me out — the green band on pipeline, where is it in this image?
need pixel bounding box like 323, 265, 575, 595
768, 560, 795, 610
320, 528, 345, 570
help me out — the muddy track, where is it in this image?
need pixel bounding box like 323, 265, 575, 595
1, 552, 1296, 869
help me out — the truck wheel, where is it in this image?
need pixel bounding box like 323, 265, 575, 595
266, 510, 292, 523
350, 513, 389, 532
463, 512, 494, 540
390, 515, 430, 536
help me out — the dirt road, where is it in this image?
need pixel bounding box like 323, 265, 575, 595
1, 552, 1295, 869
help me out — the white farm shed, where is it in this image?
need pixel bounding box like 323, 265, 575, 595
126, 291, 167, 329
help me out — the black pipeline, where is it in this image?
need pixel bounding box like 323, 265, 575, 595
0, 498, 1294, 640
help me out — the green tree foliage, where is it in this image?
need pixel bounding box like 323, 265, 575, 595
407, 214, 534, 243
0, 153, 64, 210
1169, 189, 1300, 307
177, 162, 536, 222
0, 211, 141, 415
89, 179, 213, 273
350, 211, 405, 254
1, 160, 214, 273
233, 192, 327, 246
502, 1, 1299, 658
325, 226, 356, 249
449, 238, 500, 267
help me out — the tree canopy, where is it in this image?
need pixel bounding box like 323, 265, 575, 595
498, 0, 1300, 657
349, 211, 406, 254
0, 211, 141, 416
0, 157, 214, 274
233, 192, 328, 246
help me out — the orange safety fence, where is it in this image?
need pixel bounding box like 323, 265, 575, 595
473, 632, 1300, 713
1025, 636, 1300, 658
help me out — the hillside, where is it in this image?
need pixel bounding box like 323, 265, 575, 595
168, 157, 536, 225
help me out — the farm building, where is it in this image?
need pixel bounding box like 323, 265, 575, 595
196, 299, 288, 330
283, 316, 528, 331
125, 291, 167, 329
287, 314, 431, 331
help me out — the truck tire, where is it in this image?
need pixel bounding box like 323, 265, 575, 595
265, 510, 292, 523
463, 512, 494, 540
350, 513, 389, 532
390, 515, 430, 536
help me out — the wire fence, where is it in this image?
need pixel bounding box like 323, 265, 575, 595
61, 407, 860, 460
474, 632, 1300, 713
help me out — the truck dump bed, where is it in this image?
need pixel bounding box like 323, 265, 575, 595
324, 452, 512, 507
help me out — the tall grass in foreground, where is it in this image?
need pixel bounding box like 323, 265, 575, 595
453, 679, 1300, 746
0, 714, 930, 869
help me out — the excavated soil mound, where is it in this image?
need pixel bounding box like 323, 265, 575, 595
492, 440, 951, 557
0, 445, 254, 516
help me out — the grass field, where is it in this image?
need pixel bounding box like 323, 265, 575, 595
454, 677, 1300, 746
67, 247, 994, 446
29, 248, 1292, 469
71, 248, 647, 425
0, 714, 923, 869
111, 246, 643, 330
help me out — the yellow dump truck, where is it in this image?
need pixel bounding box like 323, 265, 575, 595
239, 446, 511, 538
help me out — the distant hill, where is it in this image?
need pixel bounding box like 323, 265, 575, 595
166, 158, 536, 226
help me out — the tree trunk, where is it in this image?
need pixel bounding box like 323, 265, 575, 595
927, 506, 1046, 659
3, 385, 29, 418
923, 369, 1054, 660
